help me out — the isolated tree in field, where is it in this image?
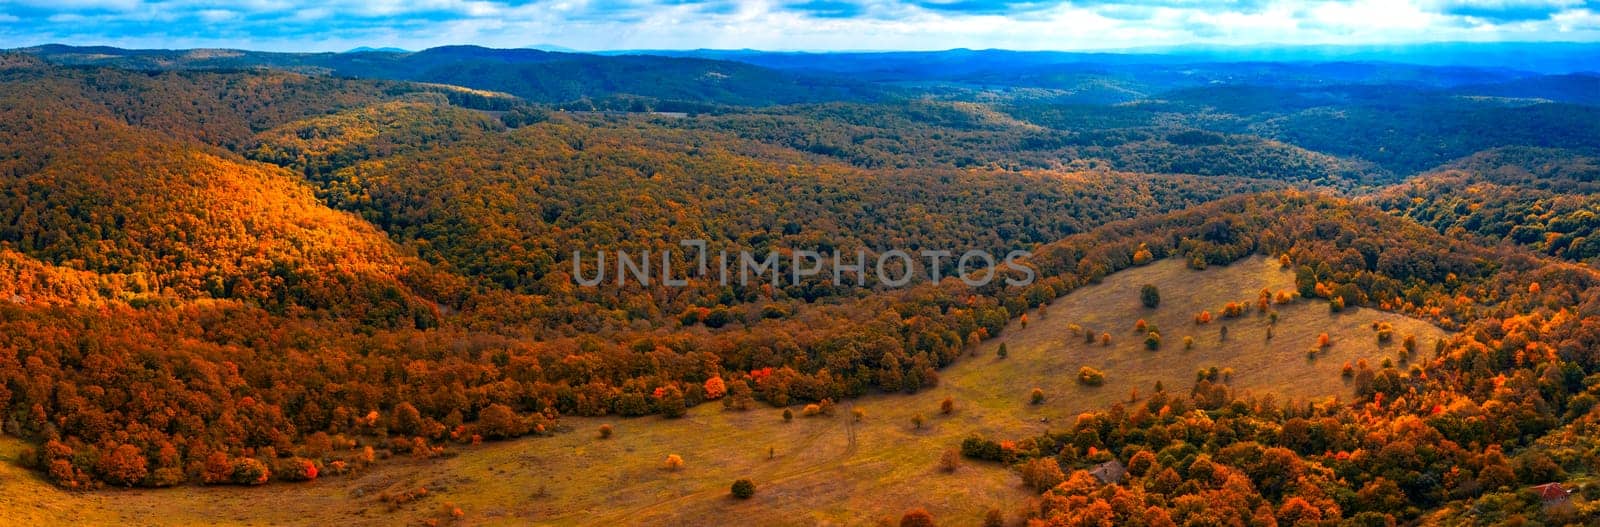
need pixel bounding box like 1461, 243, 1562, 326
1275, 290, 1294, 304
853, 408, 866, 421
1144, 331, 1162, 351
912, 414, 925, 430
782, 408, 793, 422
1195, 310, 1213, 324
664, 454, 684, 471
1374, 321, 1394, 343
1020, 314, 1028, 328
598, 424, 614, 439
983, 508, 1003, 527
1078, 367, 1106, 386
996, 343, 1008, 359
939, 448, 960, 473
1100, 333, 1112, 346
1135, 318, 1148, 332
940, 396, 955, 415
1140, 284, 1160, 308
730, 478, 755, 499
1030, 387, 1045, 405
1183, 336, 1195, 350
1317, 333, 1331, 348
900, 509, 935, 527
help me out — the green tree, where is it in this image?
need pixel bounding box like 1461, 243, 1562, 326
1140, 284, 1161, 308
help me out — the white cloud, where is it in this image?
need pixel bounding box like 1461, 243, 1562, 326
1, 0, 1598, 51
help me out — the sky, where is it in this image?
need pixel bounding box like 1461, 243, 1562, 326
0, 0, 1598, 52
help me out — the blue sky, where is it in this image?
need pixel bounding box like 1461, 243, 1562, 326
1, 0, 1597, 51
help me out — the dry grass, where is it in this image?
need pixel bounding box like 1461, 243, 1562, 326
0, 256, 1448, 525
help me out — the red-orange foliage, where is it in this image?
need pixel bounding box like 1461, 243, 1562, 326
899, 509, 935, 527
96, 444, 149, 487
703, 376, 727, 400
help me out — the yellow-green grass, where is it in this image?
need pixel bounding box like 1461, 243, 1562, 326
0, 256, 1448, 526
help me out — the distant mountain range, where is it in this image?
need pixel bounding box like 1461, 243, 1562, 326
7, 42, 1597, 112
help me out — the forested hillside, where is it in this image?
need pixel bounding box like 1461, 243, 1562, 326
0, 46, 1598, 525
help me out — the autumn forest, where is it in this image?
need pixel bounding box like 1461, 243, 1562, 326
0, 43, 1599, 526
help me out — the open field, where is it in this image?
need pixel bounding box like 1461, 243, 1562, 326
0, 256, 1449, 526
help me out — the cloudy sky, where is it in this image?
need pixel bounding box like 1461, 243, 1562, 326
0, 0, 1597, 51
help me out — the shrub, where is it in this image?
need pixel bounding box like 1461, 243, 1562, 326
960, 436, 1004, 461
940, 397, 955, 415
1133, 246, 1154, 265
912, 414, 926, 430
664, 454, 684, 471
853, 408, 866, 421
801, 404, 823, 417
1140, 284, 1160, 308
1144, 331, 1162, 351
1030, 388, 1045, 405
782, 408, 793, 422
1195, 311, 1213, 324
275, 457, 319, 482
1317, 333, 1331, 348
730, 478, 755, 499
938, 448, 960, 473
900, 509, 935, 527
1330, 296, 1346, 313
1375, 322, 1394, 342
1183, 336, 1195, 350
1222, 302, 1245, 318
703, 376, 727, 400
231, 458, 270, 485
598, 424, 614, 439
996, 343, 1008, 359
1100, 333, 1112, 346
1078, 367, 1106, 386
